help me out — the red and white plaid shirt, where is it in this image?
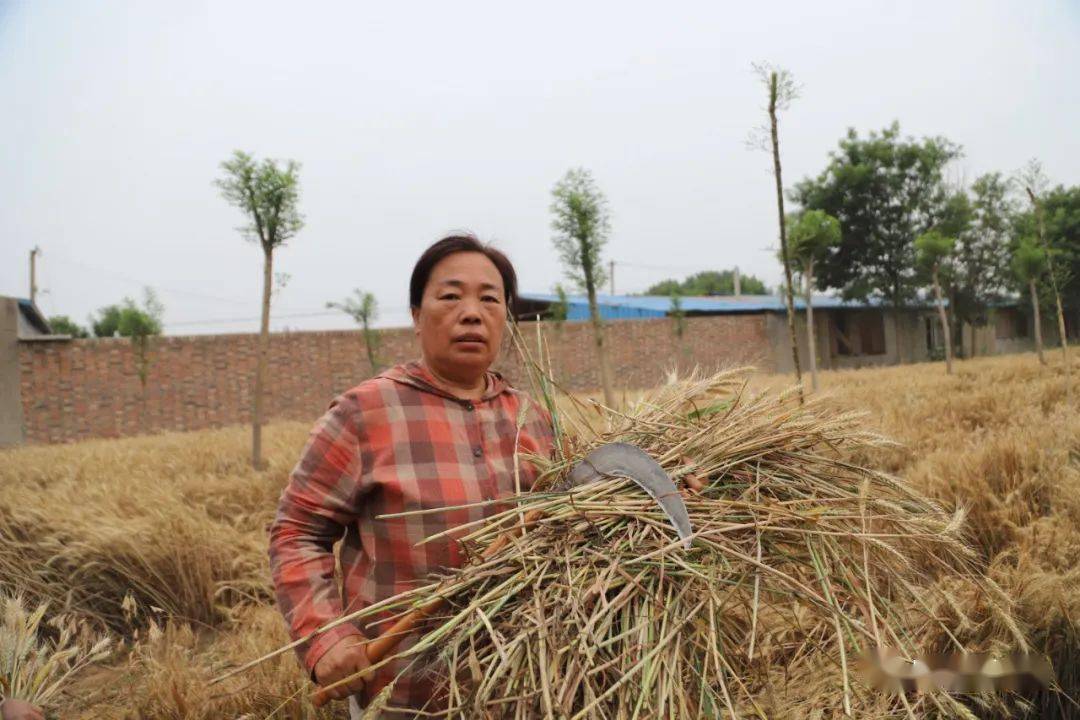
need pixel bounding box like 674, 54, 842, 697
269, 360, 554, 716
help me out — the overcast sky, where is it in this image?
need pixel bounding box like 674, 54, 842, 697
2, 1, 1078, 334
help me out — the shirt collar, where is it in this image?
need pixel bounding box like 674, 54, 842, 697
377, 360, 509, 403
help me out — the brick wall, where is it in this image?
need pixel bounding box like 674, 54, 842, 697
17, 314, 772, 444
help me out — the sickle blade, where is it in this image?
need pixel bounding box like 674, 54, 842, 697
567, 442, 694, 549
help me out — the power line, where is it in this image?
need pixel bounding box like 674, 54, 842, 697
47, 254, 253, 306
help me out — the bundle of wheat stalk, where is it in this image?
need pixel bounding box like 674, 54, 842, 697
310, 368, 1030, 719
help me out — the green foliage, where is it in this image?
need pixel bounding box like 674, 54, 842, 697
549, 284, 570, 326
787, 210, 841, 269
792, 123, 961, 306
915, 230, 956, 270
327, 289, 378, 328
215, 150, 304, 250
669, 291, 686, 338
92, 305, 123, 338
951, 174, 1014, 326
1012, 238, 1047, 283
550, 168, 610, 293
327, 290, 381, 372
1013, 183, 1080, 304
645, 270, 768, 296
48, 316, 89, 338
117, 289, 164, 341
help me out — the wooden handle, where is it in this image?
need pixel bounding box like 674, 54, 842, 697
312, 507, 547, 706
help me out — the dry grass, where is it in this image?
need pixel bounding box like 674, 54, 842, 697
0, 351, 1075, 717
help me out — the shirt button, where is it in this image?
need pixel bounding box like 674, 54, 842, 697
472, 446, 483, 458
464, 402, 474, 412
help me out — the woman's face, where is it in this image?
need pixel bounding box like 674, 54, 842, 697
412, 251, 507, 384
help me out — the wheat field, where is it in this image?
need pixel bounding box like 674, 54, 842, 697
0, 352, 1076, 718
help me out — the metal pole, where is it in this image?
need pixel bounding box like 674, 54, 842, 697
609, 260, 615, 295
30, 246, 40, 304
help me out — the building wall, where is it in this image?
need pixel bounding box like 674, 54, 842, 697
0, 299, 24, 446
15, 313, 771, 445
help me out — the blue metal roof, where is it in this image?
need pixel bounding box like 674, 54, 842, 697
518, 293, 891, 321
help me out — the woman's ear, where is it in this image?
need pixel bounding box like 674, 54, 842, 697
411, 306, 420, 334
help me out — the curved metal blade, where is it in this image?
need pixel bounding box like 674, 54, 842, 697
566, 442, 693, 549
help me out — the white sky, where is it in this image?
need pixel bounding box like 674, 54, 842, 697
2, 1, 1078, 334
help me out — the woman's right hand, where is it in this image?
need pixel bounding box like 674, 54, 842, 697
312, 635, 371, 708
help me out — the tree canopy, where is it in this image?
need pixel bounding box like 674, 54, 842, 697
215, 150, 304, 252
645, 270, 768, 296
550, 168, 610, 292
48, 315, 89, 338
787, 210, 841, 271
792, 123, 961, 306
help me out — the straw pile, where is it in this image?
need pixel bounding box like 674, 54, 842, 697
323, 369, 1028, 718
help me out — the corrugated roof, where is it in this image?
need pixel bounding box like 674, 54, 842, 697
519, 293, 895, 314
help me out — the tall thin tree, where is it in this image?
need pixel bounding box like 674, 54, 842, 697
1020, 160, 1069, 389
1012, 238, 1047, 365
327, 290, 381, 374
216, 150, 304, 470
550, 168, 616, 407
752, 62, 803, 399
915, 231, 957, 374
788, 210, 841, 391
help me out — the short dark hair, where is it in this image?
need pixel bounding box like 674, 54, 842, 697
409, 234, 519, 312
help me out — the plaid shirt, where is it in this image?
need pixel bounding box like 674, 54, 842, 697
269, 360, 554, 716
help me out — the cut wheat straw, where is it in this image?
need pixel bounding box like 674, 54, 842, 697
304, 367, 1025, 718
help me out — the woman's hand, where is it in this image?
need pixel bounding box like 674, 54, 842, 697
312, 635, 371, 708
0, 698, 45, 720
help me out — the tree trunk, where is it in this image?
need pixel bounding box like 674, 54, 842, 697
768, 75, 803, 402
252, 245, 273, 470
932, 267, 953, 375
1030, 279, 1046, 365
804, 262, 818, 391
363, 322, 379, 375
584, 271, 617, 408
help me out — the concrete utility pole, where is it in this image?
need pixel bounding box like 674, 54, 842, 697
733, 266, 742, 297
609, 260, 615, 295
29, 247, 40, 304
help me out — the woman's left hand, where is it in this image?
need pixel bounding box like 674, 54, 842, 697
0, 698, 45, 720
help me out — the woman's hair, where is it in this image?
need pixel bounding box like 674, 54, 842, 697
409, 234, 519, 312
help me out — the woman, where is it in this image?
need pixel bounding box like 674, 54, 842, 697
269, 235, 555, 718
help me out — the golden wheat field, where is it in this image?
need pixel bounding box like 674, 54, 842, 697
1, 352, 1077, 719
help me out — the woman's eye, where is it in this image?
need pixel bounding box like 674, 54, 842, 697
440, 294, 459, 301
483, 296, 500, 303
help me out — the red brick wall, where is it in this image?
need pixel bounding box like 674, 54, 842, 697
17, 314, 772, 444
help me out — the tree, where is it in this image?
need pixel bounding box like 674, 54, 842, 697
787, 210, 841, 390
216, 150, 304, 470
943, 175, 1014, 357
550, 167, 616, 407
327, 290, 381, 374
669, 290, 686, 339
644, 269, 768, 296
91, 305, 123, 338
793, 123, 961, 361
915, 231, 957, 374
549, 284, 570, 330
1012, 238, 1048, 365
48, 315, 89, 338
119, 288, 164, 394
1018, 160, 1069, 384
752, 62, 803, 398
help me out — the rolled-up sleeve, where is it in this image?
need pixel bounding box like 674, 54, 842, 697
268, 392, 367, 674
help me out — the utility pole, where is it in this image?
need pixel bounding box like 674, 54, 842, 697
609, 260, 615, 295
29, 247, 41, 305
733, 266, 742, 297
